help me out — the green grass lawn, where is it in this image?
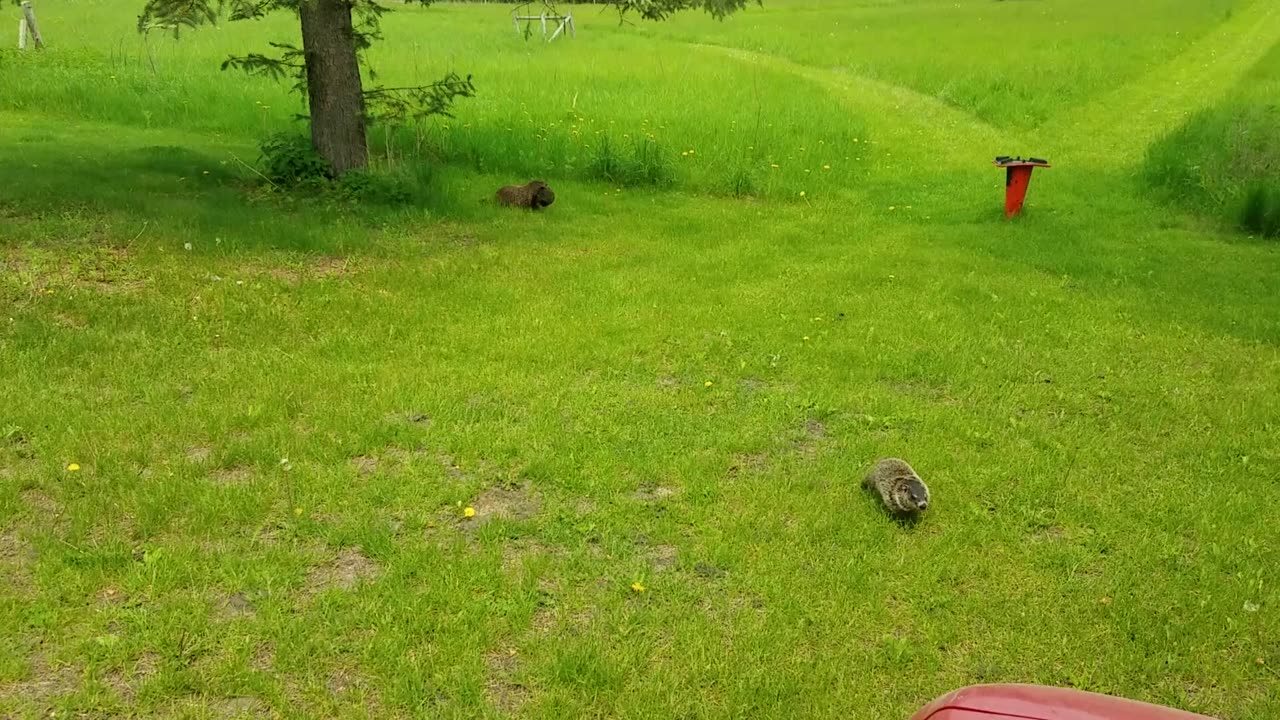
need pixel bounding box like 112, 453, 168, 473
3, 1, 1280, 718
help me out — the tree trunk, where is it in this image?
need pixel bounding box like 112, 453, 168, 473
298, 0, 367, 174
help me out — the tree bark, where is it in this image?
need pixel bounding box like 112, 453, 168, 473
298, 0, 367, 174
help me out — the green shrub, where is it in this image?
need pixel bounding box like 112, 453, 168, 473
333, 169, 415, 205
258, 132, 332, 187
1239, 184, 1280, 237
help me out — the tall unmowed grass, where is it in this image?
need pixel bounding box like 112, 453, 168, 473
1143, 42, 1280, 238
0, 2, 872, 198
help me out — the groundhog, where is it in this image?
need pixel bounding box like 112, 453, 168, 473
496, 180, 555, 209
863, 457, 930, 516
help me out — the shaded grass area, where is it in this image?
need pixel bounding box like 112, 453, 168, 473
1143, 41, 1280, 237
3, 112, 1280, 718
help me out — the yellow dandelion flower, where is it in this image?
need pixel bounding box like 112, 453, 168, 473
463, 506, 476, 518
293, 507, 303, 516
799, 191, 807, 197
631, 582, 646, 593
704, 380, 713, 387
66, 463, 80, 472
823, 165, 831, 170
803, 336, 811, 341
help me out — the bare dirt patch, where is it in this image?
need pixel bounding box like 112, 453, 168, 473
484, 648, 529, 715
185, 445, 212, 464
1029, 525, 1068, 542
326, 667, 363, 695
302, 548, 382, 598
210, 465, 254, 485
794, 419, 828, 458
0, 531, 33, 592
648, 544, 679, 571
250, 644, 275, 673
20, 489, 61, 518
261, 256, 356, 286
0, 529, 25, 561
384, 411, 432, 426
102, 651, 159, 702
500, 539, 551, 576
530, 606, 557, 634
207, 696, 270, 718
325, 666, 383, 713
52, 312, 87, 329
350, 455, 378, 476
0, 652, 79, 706
438, 453, 468, 480
726, 451, 769, 477
463, 484, 541, 527
803, 419, 827, 439
632, 484, 677, 503
729, 594, 767, 615
213, 591, 257, 620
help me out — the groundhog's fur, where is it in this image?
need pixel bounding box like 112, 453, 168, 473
863, 457, 930, 516
496, 180, 555, 209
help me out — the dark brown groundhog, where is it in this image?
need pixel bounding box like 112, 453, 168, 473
863, 457, 930, 517
496, 180, 555, 209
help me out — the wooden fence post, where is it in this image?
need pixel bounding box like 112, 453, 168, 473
19, 1, 43, 50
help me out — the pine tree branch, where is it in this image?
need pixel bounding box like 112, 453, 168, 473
608, 0, 758, 21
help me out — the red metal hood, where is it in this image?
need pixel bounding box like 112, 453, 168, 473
910, 683, 1218, 720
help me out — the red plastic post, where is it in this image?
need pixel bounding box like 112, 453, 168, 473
994, 157, 1050, 218
1004, 165, 1035, 217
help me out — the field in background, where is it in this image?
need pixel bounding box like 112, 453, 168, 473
3, 0, 1280, 718
0, 0, 1255, 197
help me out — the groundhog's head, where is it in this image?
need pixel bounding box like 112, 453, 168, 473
891, 476, 929, 513
529, 181, 555, 209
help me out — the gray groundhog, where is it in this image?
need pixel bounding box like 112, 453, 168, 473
496, 180, 555, 209
863, 457, 930, 517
